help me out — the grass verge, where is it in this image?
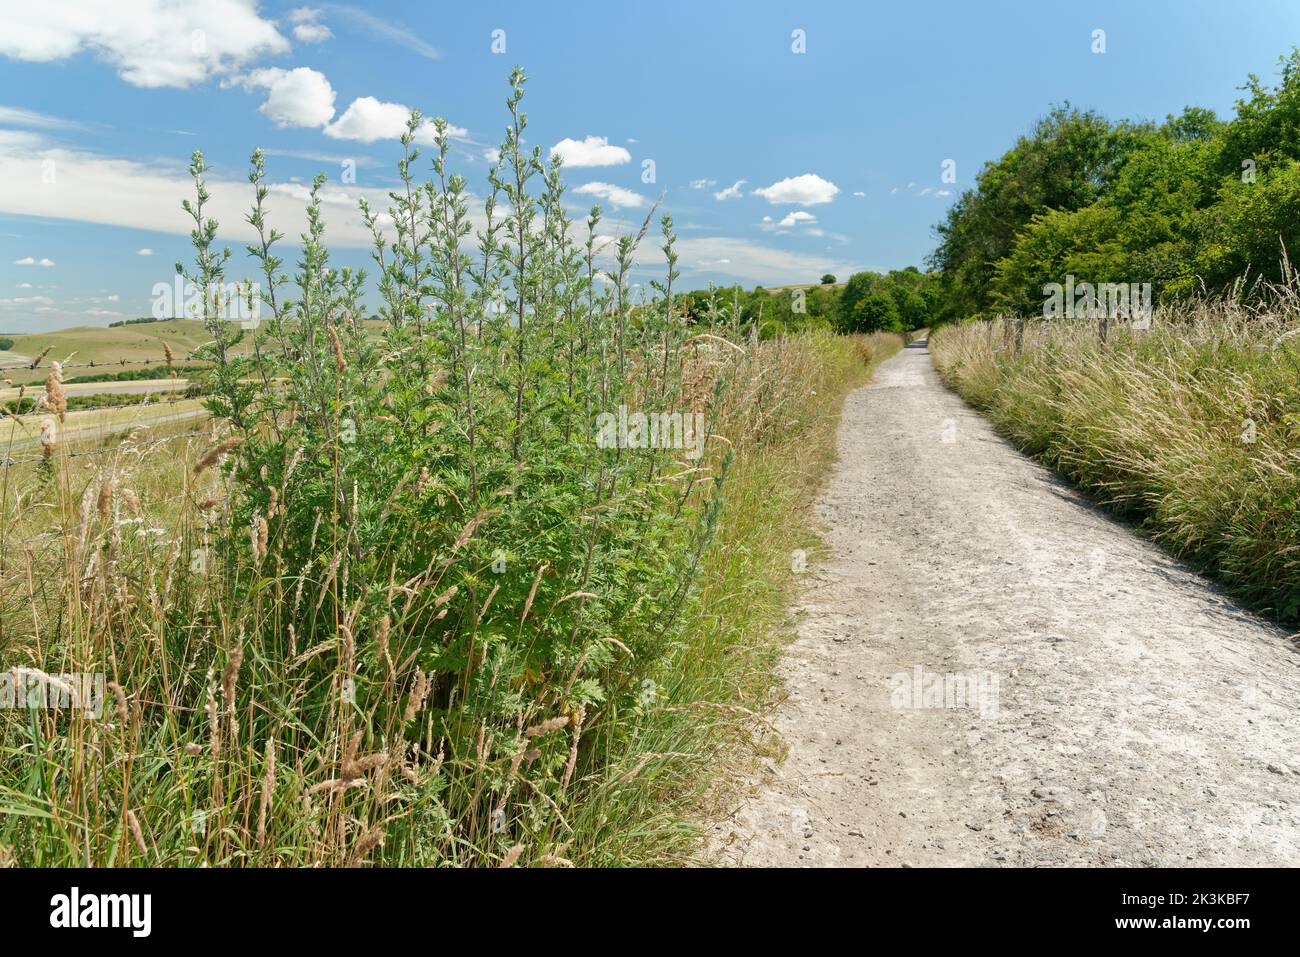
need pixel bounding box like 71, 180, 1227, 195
931, 305, 1300, 627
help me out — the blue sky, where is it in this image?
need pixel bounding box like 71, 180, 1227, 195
1, 0, 1299, 332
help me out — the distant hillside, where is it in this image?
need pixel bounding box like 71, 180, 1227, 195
0, 319, 238, 386
0, 317, 387, 386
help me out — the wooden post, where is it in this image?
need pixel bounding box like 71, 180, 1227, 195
1014, 317, 1024, 355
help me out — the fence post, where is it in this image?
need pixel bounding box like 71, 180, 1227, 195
1014, 317, 1024, 355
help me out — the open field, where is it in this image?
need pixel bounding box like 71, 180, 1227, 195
0, 319, 388, 386
0, 398, 206, 453
0, 319, 227, 376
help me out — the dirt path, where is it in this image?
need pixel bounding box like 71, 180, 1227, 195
713, 338, 1300, 867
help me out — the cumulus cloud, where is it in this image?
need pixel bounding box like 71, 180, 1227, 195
549, 136, 631, 167
778, 211, 817, 227
242, 66, 336, 128
714, 179, 745, 200
573, 182, 646, 208
288, 7, 332, 43
753, 173, 839, 206
324, 96, 464, 144
14, 256, 55, 267
136, 248, 154, 256
0, 0, 289, 88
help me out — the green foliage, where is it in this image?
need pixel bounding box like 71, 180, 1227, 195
837, 267, 939, 333
65, 364, 208, 384
107, 317, 165, 328
928, 50, 1300, 323
0, 337, 14, 351
678, 269, 940, 337
820, 274, 837, 284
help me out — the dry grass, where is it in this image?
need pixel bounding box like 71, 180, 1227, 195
931, 298, 1300, 625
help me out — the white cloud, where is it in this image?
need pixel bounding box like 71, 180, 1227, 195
0, 295, 53, 305
0, 105, 84, 130
714, 179, 745, 201
268, 182, 357, 206
778, 211, 816, 227
483, 147, 500, 164
420, 121, 468, 144
136, 248, 154, 256
242, 67, 336, 128
0, 139, 405, 249
0, 0, 289, 88
14, 256, 54, 267
549, 136, 631, 168
288, 7, 332, 43
676, 236, 859, 284
688, 178, 717, 189
753, 173, 839, 206
323, 5, 438, 60
852, 191, 866, 198
573, 181, 646, 209
263, 148, 377, 167
16, 282, 32, 288
323, 96, 463, 144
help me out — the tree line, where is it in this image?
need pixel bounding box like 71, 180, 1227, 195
679, 266, 941, 336
929, 49, 1300, 324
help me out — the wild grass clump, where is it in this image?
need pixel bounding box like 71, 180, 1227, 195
931, 297, 1300, 625
0, 68, 901, 867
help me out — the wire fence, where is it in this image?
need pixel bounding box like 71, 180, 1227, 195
0, 357, 203, 374
0, 428, 211, 469
2, 396, 192, 420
